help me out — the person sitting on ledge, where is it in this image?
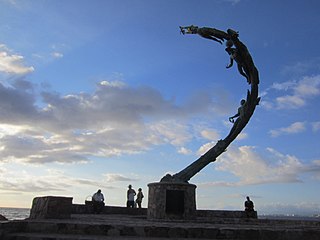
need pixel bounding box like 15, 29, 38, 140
92, 189, 105, 214
244, 196, 254, 212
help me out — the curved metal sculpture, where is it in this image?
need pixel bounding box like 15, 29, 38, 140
161, 26, 260, 183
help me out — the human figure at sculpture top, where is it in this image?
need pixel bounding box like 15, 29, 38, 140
180, 25, 225, 44
225, 40, 250, 84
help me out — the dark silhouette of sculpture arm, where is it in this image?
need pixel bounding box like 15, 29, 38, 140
161, 26, 260, 183
180, 25, 227, 44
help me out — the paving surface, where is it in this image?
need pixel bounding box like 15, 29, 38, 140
2, 213, 320, 240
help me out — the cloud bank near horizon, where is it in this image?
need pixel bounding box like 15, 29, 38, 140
0, 76, 231, 165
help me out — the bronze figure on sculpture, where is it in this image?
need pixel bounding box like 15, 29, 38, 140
180, 25, 226, 44
225, 40, 250, 84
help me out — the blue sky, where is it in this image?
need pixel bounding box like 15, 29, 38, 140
0, 0, 320, 216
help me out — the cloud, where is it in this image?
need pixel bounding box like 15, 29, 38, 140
262, 74, 320, 110
276, 76, 320, 109
196, 129, 247, 156
198, 145, 319, 187
178, 147, 192, 155
281, 58, 320, 76
236, 132, 248, 140
149, 120, 192, 146
100, 80, 125, 88
312, 121, 320, 132
198, 181, 237, 188
0, 169, 70, 193
269, 121, 306, 137
275, 95, 305, 109
104, 173, 138, 182
0, 44, 34, 75
51, 52, 63, 58
311, 160, 320, 180
271, 81, 297, 91
200, 129, 220, 141
282, 62, 314, 76
294, 76, 320, 96
5, 0, 23, 7
222, 0, 241, 6
0, 168, 113, 193
197, 142, 215, 156
0, 79, 224, 164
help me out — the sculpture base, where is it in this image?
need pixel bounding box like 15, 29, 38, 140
147, 182, 196, 220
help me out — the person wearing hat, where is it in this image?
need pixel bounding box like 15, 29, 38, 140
136, 188, 144, 208
126, 184, 136, 208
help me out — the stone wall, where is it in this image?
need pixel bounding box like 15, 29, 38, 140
29, 196, 73, 219
72, 204, 147, 215
71, 204, 256, 219
197, 209, 257, 219
27, 195, 256, 221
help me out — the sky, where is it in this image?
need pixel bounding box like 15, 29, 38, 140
0, 0, 319, 216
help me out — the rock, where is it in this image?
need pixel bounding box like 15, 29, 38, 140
0, 214, 8, 221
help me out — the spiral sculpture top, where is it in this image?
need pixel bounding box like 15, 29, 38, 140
161, 26, 260, 183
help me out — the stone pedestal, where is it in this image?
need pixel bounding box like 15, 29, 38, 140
147, 182, 196, 220
29, 196, 73, 219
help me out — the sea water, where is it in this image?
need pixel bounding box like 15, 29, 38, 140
259, 215, 320, 222
0, 207, 30, 220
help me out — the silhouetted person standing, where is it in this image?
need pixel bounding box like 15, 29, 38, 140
136, 188, 144, 208
127, 185, 136, 208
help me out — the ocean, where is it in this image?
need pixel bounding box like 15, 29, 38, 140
0, 207, 30, 220
259, 215, 320, 222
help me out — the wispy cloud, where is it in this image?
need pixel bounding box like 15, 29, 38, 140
275, 76, 320, 109
149, 120, 192, 146
275, 95, 305, 109
0, 44, 34, 75
200, 129, 221, 141
262, 74, 320, 110
0, 167, 115, 194
222, 0, 241, 6
0, 79, 226, 165
197, 141, 215, 156
312, 121, 320, 132
198, 146, 320, 187
196, 130, 247, 156
51, 52, 63, 58
269, 121, 306, 137
103, 173, 138, 182
178, 147, 192, 155
281, 58, 320, 76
